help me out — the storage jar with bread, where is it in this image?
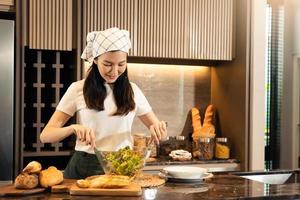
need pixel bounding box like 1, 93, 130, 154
159, 136, 190, 156
192, 138, 215, 160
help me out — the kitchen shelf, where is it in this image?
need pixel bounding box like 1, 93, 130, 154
23, 151, 73, 157
144, 158, 240, 173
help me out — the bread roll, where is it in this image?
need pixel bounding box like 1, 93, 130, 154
39, 166, 63, 188
14, 173, 39, 189
22, 161, 42, 174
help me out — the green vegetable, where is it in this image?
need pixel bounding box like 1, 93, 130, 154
104, 146, 144, 176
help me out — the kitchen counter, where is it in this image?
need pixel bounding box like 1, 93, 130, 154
3, 170, 300, 199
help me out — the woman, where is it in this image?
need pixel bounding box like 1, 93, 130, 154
40, 27, 167, 179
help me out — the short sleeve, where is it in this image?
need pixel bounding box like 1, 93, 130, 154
56, 82, 77, 116
132, 83, 152, 116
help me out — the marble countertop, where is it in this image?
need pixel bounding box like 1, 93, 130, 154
5, 171, 300, 200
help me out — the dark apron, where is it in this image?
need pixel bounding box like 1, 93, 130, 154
64, 151, 104, 179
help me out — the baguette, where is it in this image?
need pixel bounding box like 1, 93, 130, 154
203, 104, 214, 126
200, 105, 215, 138
191, 107, 202, 142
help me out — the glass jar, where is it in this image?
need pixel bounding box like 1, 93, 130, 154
215, 137, 230, 159
158, 136, 190, 156
146, 135, 157, 157
133, 133, 147, 148
192, 138, 214, 160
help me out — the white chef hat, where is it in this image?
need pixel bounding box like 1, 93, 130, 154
81, 27, 132, 63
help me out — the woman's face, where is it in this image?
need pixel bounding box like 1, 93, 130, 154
94, 51, 127, 83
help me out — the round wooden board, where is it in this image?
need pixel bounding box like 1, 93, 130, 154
133, 174, 166, 188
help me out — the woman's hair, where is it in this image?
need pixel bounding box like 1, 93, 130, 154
83, 62, 135, 116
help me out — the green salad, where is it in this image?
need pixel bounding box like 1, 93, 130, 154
105, 146, 144, 176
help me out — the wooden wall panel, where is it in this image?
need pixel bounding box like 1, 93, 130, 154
82, 0, 235, 60
0, 0, 14, 11
83, 0, 137, 56
0, 0, 13, 6
187, 0, 235, 60
29, 0, 73, 51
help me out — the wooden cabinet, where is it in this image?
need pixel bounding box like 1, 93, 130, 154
28, 0, 73, 51
0, 0, 14, 11
83, 0, 235, 60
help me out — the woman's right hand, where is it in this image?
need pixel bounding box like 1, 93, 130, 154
70, 124, 96, 148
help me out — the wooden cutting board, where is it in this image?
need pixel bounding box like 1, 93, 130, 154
69, 184, 142, 196
0, 184, 46, 196
51, 179, 76, 193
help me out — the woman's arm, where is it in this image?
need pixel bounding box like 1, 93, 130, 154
40, 110, 96, 147
138, 111, 167, 144
40, 110, 74, 143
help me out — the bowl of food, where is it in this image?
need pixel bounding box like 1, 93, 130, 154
94, 146, 149, 177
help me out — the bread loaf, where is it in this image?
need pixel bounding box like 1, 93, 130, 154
89, 175, 131, 189
200, 105, 215, 138
191, 105, 216, 140
39, 166, 63, 188
199, 125, 215, 138
191, 107, 201, 142
76, 179, 91, 188
203, 105, 214, 126
14, 173, 39, 189
22, 161, 42, 174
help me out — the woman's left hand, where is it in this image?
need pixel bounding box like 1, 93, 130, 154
149, 121, 167, 145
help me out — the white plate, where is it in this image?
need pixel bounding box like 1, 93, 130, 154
159, 172, 213, 183
161, 166, 208, 179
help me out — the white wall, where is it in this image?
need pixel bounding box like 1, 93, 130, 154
249, 0, 266, 170
281, 0, 300, 169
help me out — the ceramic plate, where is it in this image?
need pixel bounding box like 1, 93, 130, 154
159, 172, 213, 183
161, 166, 208, 179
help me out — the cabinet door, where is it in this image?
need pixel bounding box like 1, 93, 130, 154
28, 0, 73, 51
82, 0, 235, 60
186, 0, 235, 60
0, 0, 14, 11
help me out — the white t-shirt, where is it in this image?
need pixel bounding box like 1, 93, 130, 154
56, 80, 152, 154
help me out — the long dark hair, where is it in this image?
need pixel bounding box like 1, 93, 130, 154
83, 62, 135, 116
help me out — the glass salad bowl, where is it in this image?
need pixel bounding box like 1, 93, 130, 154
94, 146, 150, 177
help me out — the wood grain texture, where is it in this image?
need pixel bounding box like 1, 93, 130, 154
82, 0, 235, 60
69, 183, 142, 196
28, 0, 73, 50
51, 179, 76, 193
0, 185, 45, 197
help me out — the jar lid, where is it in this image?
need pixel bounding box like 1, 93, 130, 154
199, 138, 214, 143
133, 133, 146, 138
175, 136, 185, 140
216, 137, 227, 142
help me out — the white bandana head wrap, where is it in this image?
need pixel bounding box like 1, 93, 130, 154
81, 27, 132, 62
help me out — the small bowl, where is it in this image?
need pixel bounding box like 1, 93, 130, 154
94, 146, 149, 177
162, 166, 208, 179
